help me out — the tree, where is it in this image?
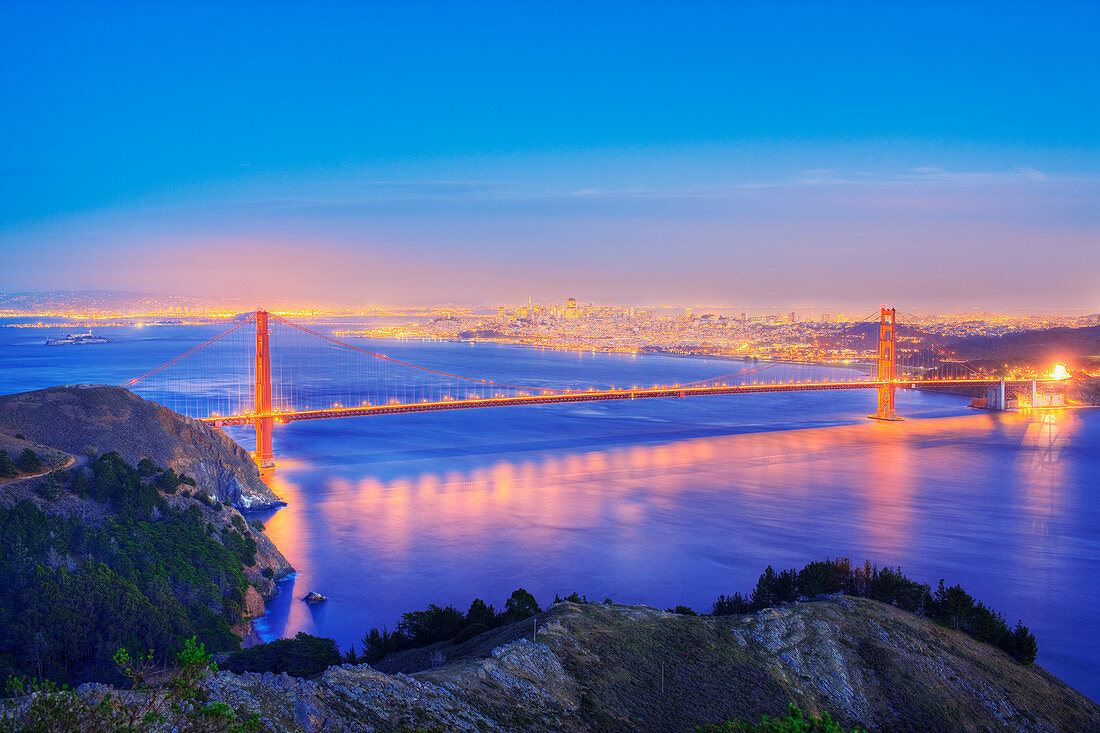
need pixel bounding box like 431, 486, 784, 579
156, 467, 181, 492
398, 604, 464, 645
0, 449, 15, 478
712, 593, 751, 616
224, 633, 342, 677
361, 627, 398, 663
1000, 621, 1038, 665
17, 448, 42, 473
504, 588, 540, 623
934, 581, 974, 631
465, 598, 498, 628
69, 469, 90, 497
36, 471, 64, 501
750, 566, 797, 610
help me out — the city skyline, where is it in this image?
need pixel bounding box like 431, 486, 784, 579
1, 2, 1098, 311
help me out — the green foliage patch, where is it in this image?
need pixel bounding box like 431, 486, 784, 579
360, 588, 540, 663
0, 453, 253, 686
223, 633, 342, 678
1, 636, 259, 732
699, 703, 867, 732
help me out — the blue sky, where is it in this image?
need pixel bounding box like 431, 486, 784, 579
1, 1, 1097, 310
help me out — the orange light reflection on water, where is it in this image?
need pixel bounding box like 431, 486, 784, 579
258, 409, 1082, 633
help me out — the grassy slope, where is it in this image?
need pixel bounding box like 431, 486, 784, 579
534, 598, 1099, 732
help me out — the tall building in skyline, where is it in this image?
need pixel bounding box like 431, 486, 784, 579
565, 297, 579, 320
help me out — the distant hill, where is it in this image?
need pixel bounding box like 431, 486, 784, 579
950, 325, 1100, 370
0, 385, 282, 510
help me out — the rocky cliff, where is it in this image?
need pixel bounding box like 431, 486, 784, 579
200, 597, 1099, 732
0, 385, 282, 509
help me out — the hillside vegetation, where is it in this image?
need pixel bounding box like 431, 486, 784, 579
0, 449, 293, 687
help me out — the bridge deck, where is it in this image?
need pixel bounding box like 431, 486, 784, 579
200, 377, 1045, 426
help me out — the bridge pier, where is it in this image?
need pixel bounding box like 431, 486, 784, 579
982, 378, 1009, 411
255, 417, 274, 468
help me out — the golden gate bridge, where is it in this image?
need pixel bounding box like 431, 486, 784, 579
122, 307, 1061, 467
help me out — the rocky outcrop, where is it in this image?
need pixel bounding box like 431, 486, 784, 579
0, 385, 282, 509
201, 598, 1100, 732
205, 639, 583, 732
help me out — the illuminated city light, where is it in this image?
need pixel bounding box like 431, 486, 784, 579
1047, 364, 1071, 380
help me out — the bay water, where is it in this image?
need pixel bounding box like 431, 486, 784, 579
2, 319, 1096, 700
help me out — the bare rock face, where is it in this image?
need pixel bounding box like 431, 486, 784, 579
201, 598, 1100, 732
0, 385, 282, 510
204, 639, 584, 732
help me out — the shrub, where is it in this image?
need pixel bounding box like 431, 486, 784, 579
17, 448, 42, 473
698, 703, 866, 732
1, 636, 258, 731
156, 468, 181, 492
360, 588, 539, 663
224, 633, 342, 677
712, 593, 751, 616
69, 468, 90, 497
35, 471, 64, 501
0, 449, 16, 478
555, 592, 588, 603
221, 528, 257, 566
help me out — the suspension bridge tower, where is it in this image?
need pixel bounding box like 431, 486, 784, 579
869, 306, 903, 421
254, 310, 275, 467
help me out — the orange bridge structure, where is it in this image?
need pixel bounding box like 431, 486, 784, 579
122, 307, 1061, 467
